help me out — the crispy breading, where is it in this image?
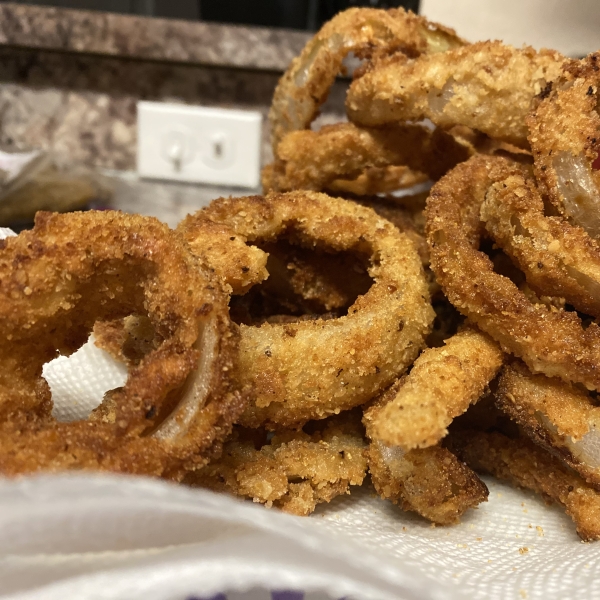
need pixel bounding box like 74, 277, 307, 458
482, 170, 600, 318
497, 361, 600, 487
269, 6, 463, 151
93, 315, 159, 366
0, 211, 246, 478
528, 54, 600, 238
364, 390, 488, 524
189, 411, 368, 516
264, 123, 472, 193
262, 162, 428, 197
347, 41, 564, 148
367, 325, 504, 450
426, 155, 600, 392
449, 430, 600, 542
327, 165, 428, 196
355, 193, 429, 268
179, 191, 434, 429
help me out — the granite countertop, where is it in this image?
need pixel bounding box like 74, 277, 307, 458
0, 2, 310, 71
0, 4, 316, 224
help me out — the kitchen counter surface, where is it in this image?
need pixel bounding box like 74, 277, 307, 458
0, 3, 309, 72
106, 171, 256, 228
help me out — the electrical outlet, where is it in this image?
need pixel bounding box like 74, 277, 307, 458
137, 101, 262, 188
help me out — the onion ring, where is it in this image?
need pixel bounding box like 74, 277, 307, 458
426, 155, 600, 391
481, 169, 600, 318
0, 211, 245, 478
188, 410, 367, 516
528, 53, 600, 238
347, 41, 564, 148
264, 122, 472, 193
364, 384, 488, 525
327, 165, 428, 196
450, 429, 600, 542
269, 7, 463, 152
368, 325, 504, 450
496, 361, 600, 488
178, 191, 434, 429
263, 157, 429, 198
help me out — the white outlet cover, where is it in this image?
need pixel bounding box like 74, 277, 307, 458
137, 101, 262, 188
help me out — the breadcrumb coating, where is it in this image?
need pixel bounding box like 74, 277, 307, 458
497, 362, 600, 487
364, 388, 488, 524
270, 6, 463, 150
189, 411, 367, 516
482, 170, 600, 318
347, 41, 564, 148
426, 155, 600, 391
368, 325, 504, 450
180, 191, 434, 429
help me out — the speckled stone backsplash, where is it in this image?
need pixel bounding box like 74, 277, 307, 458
0, 3, 345, 174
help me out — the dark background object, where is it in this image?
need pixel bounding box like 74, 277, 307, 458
0, 0, 200, 19
0, 0, 419, 28
200, 0, 420, 29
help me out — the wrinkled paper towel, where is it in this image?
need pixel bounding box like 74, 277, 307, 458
2, 227, 600, 600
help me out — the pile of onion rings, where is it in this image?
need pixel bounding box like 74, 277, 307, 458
4, 8, 600, 536
256, 7, 600, 535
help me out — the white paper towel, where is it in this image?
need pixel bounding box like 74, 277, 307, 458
3, 227, 600, 600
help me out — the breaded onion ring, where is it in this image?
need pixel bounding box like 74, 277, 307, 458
426, 155, 600, 391
347, 41, 564, 148
188, 410, 367, 516
481, 170, 600, 318
355, 193, 429, 269
262, 153, 429, 198
264, 122, 472, 193
528, 53, 600, 238
497, 361, 600, 488
450, 430, 600, 542
327, 165, 428, 196
368, 325, 504, 451
364, 388, 488, 525
269, 7, 463, 151
0, 211, 245, 478
178, 191, 434, 429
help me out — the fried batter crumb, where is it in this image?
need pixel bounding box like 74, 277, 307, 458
188, 410, 368, 516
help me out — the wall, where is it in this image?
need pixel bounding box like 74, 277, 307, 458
421, 0, 600, 57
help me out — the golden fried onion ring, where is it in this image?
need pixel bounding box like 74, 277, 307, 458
269, 6, 464, 151
264, 122, 472, 193
368, 325, 504, 451
497, 361, 600, 488
528, 53, 600, 238
481, 169, 600, 319
0, 211, 245, 478
364, 383, 488, 525
426, 155, 600, 391
326, 165, 428, 196
178, 191, 434, 429
347, 41, 564, 148
189, 410, 367, 516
